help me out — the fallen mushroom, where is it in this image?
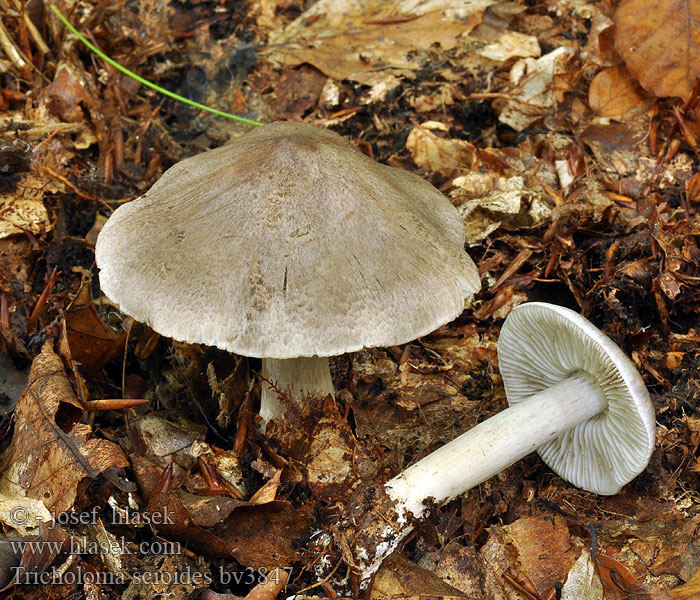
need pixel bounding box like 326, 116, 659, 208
95, 121, 481, 424
332, 302, 656, 581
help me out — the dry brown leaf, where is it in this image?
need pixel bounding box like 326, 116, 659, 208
305, 399, 370, 504
670, 565, 700, 599
614, 0, 700, 99
217, 503, 312, 569
597, 553, 643, 595
272, 66, 327, 120
249, 469, 282, 504
8, 521, 70, 593
0, 494, 51, 535
128, 413, 208, 493
477, 30, 541, 62
585, 13, 617, 67
499, 47, 574, 131
452, 173, 552, 242
147, 491, 244, 559
0, 343, 129, 514
63, 281, 126, 379
589, 66, 648, 119
372, 553, 468, 600
267, 0, 493, 86
561, 550, 603, 600
597, 497, 700, 589
46, 62, 93, 123
406, 122, 477, 176
267, 393, 373, 505
480, 515, 582, 599
423, 542, 498, 598
148, 489, 312, 569
0, 173, 52, 239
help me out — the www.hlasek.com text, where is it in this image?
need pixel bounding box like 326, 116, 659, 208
8, 536, 182, 557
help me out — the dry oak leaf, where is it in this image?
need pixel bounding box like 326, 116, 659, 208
589, 66, 649, 119
614, 0, 700, 99
0, 343, 129, 515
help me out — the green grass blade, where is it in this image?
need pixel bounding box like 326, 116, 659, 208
50, 5, 263, 126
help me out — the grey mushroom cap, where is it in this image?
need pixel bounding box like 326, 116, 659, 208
497, 302, 656, 495
95, 121, 480, 359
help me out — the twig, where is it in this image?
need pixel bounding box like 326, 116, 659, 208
38, 165, 112, 211
0, 14, 27, 69
469, 92, 547, 108
11, 0, 49, 54
295, 557, 343, 595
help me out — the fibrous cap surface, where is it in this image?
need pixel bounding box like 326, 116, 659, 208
96, 122, 480, 358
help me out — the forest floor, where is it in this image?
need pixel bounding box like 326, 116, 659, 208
0, 0, 699, 599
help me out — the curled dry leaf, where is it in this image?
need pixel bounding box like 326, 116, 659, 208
499, 47, 574, 131
421, 542, 492, 598
406, 122, 478, 176
0, 343, 129, 514
596, 553, 642, 595
452, 174, 552, 242
63, 281, 126, 379
248, 468, 282, 504
267, 393, 374, 504
585, 12, 617, 67
46, 63, 94, 123
304, 400, 371, 504
589, 66, 649, 119
614, 0, 700, 99
480, 515, 582, 599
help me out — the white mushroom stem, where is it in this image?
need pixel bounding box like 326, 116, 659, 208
386, 372, 607, 519
260, 357, 335, 423
333, 372, 610, 583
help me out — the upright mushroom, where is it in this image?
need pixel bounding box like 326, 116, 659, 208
333, 302, 656, 581
95, 122, 480, 424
